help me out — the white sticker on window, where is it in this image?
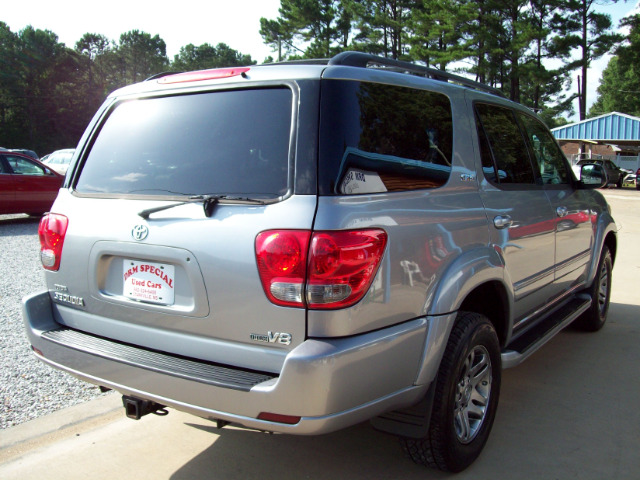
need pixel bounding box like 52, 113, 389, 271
339, 168, 387, 195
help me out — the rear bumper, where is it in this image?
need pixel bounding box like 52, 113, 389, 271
23, 291, 430, 434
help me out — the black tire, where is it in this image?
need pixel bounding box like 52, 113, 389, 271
401, 312, 501, 472
575, 246, 612, 332
616, 178, 623, 188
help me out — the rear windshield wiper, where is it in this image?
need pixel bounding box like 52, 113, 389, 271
137, 195, 266, 219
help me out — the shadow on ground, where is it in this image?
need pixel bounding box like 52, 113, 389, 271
169, 302, 639, 480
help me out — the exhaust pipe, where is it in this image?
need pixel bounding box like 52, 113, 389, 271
122, 395, 168, 420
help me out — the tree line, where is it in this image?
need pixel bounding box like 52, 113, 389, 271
1, 1, 638, 156
0, 25, 255, 156
260, 0, 633, 123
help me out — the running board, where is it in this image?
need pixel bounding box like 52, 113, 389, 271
501, 294, 592, 369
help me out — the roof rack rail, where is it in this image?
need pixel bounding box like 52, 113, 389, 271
261, 58, 329, 66
328, 51, 505, 98
145, 71, 182, 81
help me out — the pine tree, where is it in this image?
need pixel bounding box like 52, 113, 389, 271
552, 0, 623, 120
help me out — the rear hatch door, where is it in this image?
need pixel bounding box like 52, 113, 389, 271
50, 83, 316, 373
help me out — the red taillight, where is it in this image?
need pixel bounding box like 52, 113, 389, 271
38, 213, 68, 271
308, 230, 387, 309
158, 67, 250, 84
256, 230, 311, 307
255, 229, 387, 309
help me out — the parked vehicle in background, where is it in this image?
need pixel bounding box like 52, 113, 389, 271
575, 159, 631, 188
42, 149, 75, 175
11, 149, 39, 160
23, 52, 617, 473
0, 147, 40, 160
0, 151, 64, 216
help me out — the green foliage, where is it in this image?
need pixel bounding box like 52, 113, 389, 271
0, 24, 256, 156
261, 0, 354, 58
115, 30, 169, 85
259, 17, 296, 61
551, 0, 624, 120
408, 0, 477, 69
351, 0, 414, 59
173, 43, 255, 71
0, 2, 631, 157
589, 14, 640, 117
0, 24, 88, 154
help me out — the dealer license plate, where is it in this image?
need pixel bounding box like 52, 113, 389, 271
123, 260, 175, 305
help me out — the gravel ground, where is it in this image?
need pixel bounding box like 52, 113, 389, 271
0, 214, 106, 429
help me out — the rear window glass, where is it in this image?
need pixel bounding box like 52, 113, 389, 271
319, 80, 453, 195
76, 88, 292, 197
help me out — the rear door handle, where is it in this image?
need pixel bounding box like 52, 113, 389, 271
493, 215, 513, 229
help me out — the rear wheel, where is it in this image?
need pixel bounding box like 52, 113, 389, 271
401, 311, 501, 472
575, 246, 612, 332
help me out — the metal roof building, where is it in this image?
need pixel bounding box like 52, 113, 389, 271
552, 112, 640, 147
551, 112, 640, 173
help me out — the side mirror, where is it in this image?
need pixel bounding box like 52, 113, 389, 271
579, 163, 608, 189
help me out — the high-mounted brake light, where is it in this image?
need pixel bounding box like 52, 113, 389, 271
158, 67, 250, 84
255, 229, 387, 309
38, 213, 68, 271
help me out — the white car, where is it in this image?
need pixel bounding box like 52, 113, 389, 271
42, 148, 75, 175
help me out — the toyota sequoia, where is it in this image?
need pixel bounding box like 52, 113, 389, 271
23, 52, 617, 472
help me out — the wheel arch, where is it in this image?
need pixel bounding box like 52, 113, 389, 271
458, 281, 509, 348
587, 216, 617, 287
415, 248, 511, 386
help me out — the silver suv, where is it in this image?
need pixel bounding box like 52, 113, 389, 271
23, 52, 616, 472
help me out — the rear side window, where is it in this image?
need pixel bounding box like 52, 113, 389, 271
475, 103, 536, 185
319, 80, 453, 195
76, 88, 292, 197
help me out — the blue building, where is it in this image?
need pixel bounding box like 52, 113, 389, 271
551, 112, 640, 172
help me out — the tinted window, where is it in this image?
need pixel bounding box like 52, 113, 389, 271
76, 89, 292, 197
319, 80, 453, 195
517, 113, 570, 185
475, 103, 536, 185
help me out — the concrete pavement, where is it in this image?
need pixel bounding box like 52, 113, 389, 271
1, 189, 639, 479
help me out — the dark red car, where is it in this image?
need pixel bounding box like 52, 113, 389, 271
0, 151, 64, 216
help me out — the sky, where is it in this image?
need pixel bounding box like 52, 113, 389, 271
2, 0, 639, 119
2, 0, 283, 62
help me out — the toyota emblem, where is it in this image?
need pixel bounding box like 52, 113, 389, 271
131, 225, 149, 241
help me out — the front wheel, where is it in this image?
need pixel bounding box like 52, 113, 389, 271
401, 311, 501, 472
575, 246, 612, 331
